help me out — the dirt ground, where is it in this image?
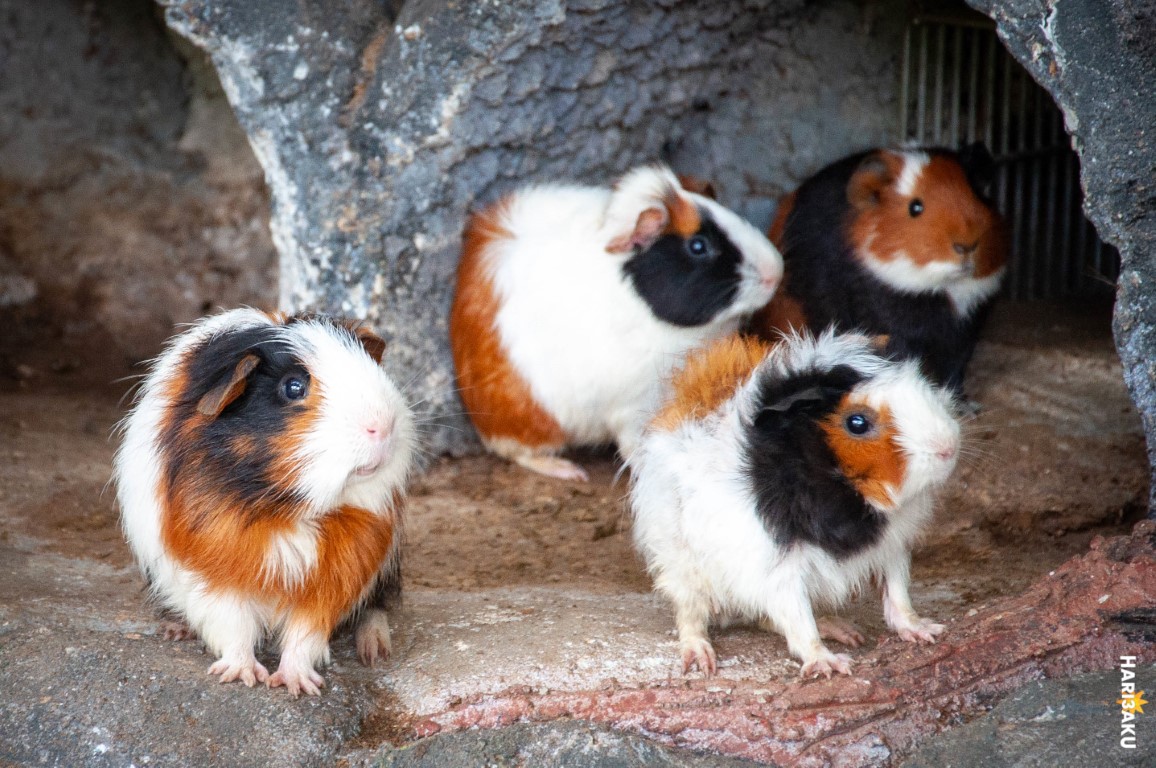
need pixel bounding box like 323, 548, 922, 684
1, 298, 1147, 614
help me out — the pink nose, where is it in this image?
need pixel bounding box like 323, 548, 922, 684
935, 443, 957, 461
365, 419, 394, 441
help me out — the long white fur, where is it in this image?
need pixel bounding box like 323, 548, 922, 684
484, 165, 782, 455
114, 309, 414, 692
629, 330, 960, 674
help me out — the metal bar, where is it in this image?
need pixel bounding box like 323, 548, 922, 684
968, 29, 980, 144
951, 25, 962, 146
992, 30, 1003, 153
917, 25, 929, 142
934, 24, 946, 144
1042, 107, 1060, 297
1060, 149, 1075, 295
1025, 84, 1043, 297
900, 24, 911, 140
1075, 191, 1089, 292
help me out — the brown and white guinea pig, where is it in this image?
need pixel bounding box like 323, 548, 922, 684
450, 164, 783, 481
749, 144, 1008, 394
114, 308, 415, 696
629, 331, 960, 677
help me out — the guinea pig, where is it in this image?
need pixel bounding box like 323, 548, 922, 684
450, 164, 783, 480
749, 143, 1008, 394
114, 308, 415, 696
629, 331, 960, 677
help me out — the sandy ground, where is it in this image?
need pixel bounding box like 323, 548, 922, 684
0, 298, 1149, 764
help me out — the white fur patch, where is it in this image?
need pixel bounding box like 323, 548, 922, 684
486, 166, 781, 453
945, 267, 1006, 317
262, 523, 320, 588
895, 151, 930, 197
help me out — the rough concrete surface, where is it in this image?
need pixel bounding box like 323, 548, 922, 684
160, 0, 909, 454
0, 0, 277, 362
969, 0, 1156, 510
1, 303, 1152, 767
901, 669, 1156, 768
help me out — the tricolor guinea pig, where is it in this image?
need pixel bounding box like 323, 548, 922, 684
450, 164, 783, 480
629, 331, 960, 677
114, 309, 415, 696
750, 144, 1008, 394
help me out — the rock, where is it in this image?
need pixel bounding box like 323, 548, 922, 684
969, 0, 1156, 513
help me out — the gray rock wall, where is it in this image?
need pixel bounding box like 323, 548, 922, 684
0, 0, 278, 362
162, 0, 906, 453
968, 0, 1156, 511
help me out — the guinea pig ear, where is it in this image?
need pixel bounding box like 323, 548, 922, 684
762, 385, 831, 415
197, 353, 260, 418
606, 206, 668, 254
847, 153, 893, 211
677, 174, 718, 200
957, 141, 996, 194
354, 326, 387, 364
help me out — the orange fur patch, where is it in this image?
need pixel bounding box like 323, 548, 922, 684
767, 190, 796, 248
652, 335, 772, 431
663, 185, 702, 239
848, 152, 1006, 276
449, 199, 567, 452
747, 275, 809, 341
820, 399, 906, 509
161, 493, 399, 636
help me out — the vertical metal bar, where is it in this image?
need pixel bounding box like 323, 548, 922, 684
1026, 84, 1043, 297
951, 25, 963, 146
1042, 104, 1060, 297
917, 24, 929, 142
934, 24, 946, 144
990, 30, 1001, 152
900, 24, 911, 141
1060, 149, 1075, 295
1075, 189, 1089, 292
969, 29, 980, 144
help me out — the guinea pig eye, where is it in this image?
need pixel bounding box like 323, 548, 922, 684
845, 412, 872, 436
909, 199, 924, 217
685, 235, 713, 259
281, 375, 308, 401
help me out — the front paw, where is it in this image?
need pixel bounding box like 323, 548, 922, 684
679, 636, 718, 676
800, 649, 853, 678
893, 616, 945, 644
207, 654, 269, 687
267, 661, 325, 697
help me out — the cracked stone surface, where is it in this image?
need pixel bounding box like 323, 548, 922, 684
159, 0, 908, 454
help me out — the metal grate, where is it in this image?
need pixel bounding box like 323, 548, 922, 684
899, 7, 1118, 300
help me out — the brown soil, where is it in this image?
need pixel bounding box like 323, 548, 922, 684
0, 299, 1148, 616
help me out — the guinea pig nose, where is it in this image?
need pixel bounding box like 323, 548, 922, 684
365, 418, 394, 440
953, 240, 979, 257
934, 441, 958, 461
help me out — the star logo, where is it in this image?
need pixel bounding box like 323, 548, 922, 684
1119, 691, 1148, 715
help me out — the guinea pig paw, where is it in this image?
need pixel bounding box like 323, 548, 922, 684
515, 455, 590, 482
895, 617, 945, 644
267, 663, 325, 698
679, 637, 718, 676
816, 616, 865, 648
356, 610, 392, 666
800, 651, 854, 679
161, 620, 195, 641
207, 655, 270, 688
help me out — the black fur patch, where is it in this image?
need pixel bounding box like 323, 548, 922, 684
741, 363, 886, 559
622, 209, 742, 327
776, 146, 996, 393
163, 323, 312, 524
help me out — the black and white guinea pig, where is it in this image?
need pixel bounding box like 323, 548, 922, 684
450, 164, 783, 481
630, 331, 960, 677
114, 308, 415, 696
750, 143, 1008, 394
